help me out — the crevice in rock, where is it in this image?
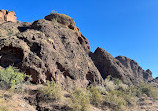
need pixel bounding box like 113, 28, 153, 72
30, 42, 42, 59
23, 67, 39, 84
86, 72, 94, 85
56, 62, 74, 80
68, 24, 74, 30
45, 71, 55, 81
0, 46, 24, 68
78, 37, 83, 45
17, 36, 31, 45
18, 26, 30, 32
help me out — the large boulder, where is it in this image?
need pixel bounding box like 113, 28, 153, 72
0, 9, 17, 24
0, 13, 102, 89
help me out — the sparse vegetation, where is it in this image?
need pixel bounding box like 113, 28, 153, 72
70, 88, 90, 111
51, 10, 58, 14
0, 66, 29, 91
88, 85, 103, 107
0, 92, 11, 111
0, 98, 10, 111
103, 77, 137, 111
139, 82, 158, 99
40, 79, 62, 100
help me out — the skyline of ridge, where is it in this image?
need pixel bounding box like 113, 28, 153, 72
0, 0, 158, 78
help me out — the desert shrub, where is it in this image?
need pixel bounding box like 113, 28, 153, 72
105, 90, 132, 111
104, 78, 117, 91
70, 88, 90, 111
103, 77, 137, 110
95, 85, 108, 95
40, 79, 61, 100
113, 78, 128, 91
0, 66, 28, 90
126, 82, 158, 99
88, 85, 103, 107
140, 82, 158, 98
51, 10, 58, 14
126, 85, 141, 97
113, 78, 122, 85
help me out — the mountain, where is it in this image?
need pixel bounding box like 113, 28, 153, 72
0, 9, 157, 87
0, 9, 158, 111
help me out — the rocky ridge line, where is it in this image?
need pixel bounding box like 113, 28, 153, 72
0, 9, 157, 88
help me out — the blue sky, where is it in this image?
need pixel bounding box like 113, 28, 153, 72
1, 0, 158, 78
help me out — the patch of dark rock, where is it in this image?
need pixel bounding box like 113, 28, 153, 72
56, 62, 74, 80
78, 37, 83, 45
23, 67, 39, 84
68, 24, 74, 30
0, 46, 24, 68
45, 71, 55, 81
18, 26, 30, 32
86, 72, 94, 85
30, 42, 42, 58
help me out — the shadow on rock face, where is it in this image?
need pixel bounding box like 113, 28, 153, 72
0, 46, 24, 68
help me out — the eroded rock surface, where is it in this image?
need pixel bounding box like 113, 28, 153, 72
116, 56, 153, 82
90, 47, 153, 84
0, 13, 102, 89
0, 9, 17, 24
0, 11, 156, 87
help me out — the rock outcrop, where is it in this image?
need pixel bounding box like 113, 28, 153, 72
116, 56, 153, 82
90, 47, 153, 84
45, 13, 90, 52
0, 10, 156, 87
0, 13, 102, 89
0, 9, 17, 24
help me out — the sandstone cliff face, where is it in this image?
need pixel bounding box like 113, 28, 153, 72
0, 13, 102, 89
90, 47, 153, 84
0, 9, 17, 24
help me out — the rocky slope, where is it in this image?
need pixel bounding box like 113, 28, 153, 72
0, 9, 158, 111
0, 11, 103, 90
0, 9, 157, 88
90, 47, 153, 85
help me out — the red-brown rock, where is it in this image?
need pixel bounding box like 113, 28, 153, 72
0, 9, 17, 24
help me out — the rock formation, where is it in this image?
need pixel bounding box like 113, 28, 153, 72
90, 47, 153, 84
116, 56, 153, 82
0, 9, 17, 24
44, 13, 90, 52
0, 10, 157, 88
0, 13, 102, 89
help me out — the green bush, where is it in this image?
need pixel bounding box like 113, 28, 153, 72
126, 82, 158, 99
40, 79, 61, 100
88, 85, 103, 107
0, 66, 28, 89
140, 82, 158, 98
70, 88, 90, 111
104, 78, 117, 91
105, 90, 131, 111
103, 78, 137, 110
